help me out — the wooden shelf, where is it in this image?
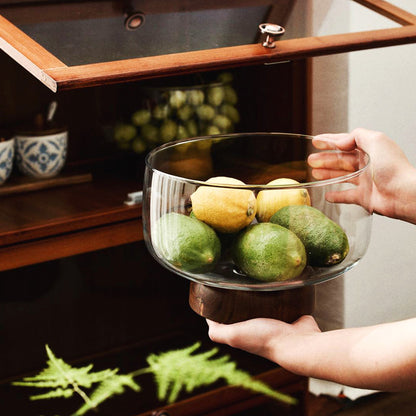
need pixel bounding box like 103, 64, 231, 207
0, 175, 143, 271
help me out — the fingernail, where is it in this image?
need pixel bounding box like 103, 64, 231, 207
311, 168, 324, 179
312, 138, 329, 149
307, 154, 323, 168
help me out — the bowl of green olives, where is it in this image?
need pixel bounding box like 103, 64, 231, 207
112, 72, 240, 154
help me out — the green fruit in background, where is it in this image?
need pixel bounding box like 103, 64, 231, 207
205, 125, 221, 135
114, 123, 137, 142
223, 85, 238, 105
132, 137, 147, 153
113, 72, 239, 152
141, 124, 159, 144
153, 104, 170, 120
177, 104, 194, 121
152, 212, 221, 273
270, 205, 349, 267
207, 86, 225, 106
187, 89, 205, 106
217, 72, 233, 83
185, 119, 198, 137
160, 120, 178, 142
220, 104, 240, 123
232, 223, 307, 282
196, 104, 216, 121
131, 109, 151, 126
212, 114, 232, 132
169, 90, 187, 108
176, 124, 189, 140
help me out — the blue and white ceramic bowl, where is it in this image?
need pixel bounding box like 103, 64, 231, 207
0, 138, 15, 185
15, 131, 68, 178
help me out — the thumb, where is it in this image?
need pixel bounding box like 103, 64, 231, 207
206, 319, 231, 344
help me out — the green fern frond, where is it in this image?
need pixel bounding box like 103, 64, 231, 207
146, 342, 296, 405
30, 387, 74, 401
224, 367, 297, 405
12, 344, 141, 414
74, 374, 140, 416
13, 342, 296, 414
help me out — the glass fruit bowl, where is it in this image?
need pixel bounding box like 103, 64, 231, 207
142, 133, 373, 291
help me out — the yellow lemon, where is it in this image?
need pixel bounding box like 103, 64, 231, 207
191, 176, 257, 233
256, 178, 311, 223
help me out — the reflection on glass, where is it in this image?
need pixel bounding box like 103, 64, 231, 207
9, 6, 269, 66
142, 133, 373, 292
0, 1, 400, 66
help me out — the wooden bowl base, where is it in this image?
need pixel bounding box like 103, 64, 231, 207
189, 282, 315, 324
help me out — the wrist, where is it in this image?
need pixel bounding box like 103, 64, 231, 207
396, 166, 416, 224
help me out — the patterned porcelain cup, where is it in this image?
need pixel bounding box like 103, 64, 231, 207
15, 130, 68, 178
0, 138, 14, 185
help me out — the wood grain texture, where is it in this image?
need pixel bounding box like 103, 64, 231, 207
0, 219, 142, 271
189, 282, 315, 324
355, 0, 416, 25
0, 173, 92, 196
2, 0, 416, 91
0, 15, 65, 91
45, 25, 416, 91
0, 178, 141, 246
136, 368, 306, 416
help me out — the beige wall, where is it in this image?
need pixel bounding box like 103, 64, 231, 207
310, 1, 416, 329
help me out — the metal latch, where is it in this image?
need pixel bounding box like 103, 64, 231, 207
259, 23, 285, 48
124, 190, 143, 206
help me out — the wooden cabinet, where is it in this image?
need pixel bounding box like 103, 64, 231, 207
0, 51, 310, 416
1, 1, 416, 415
0, 51, 307, 271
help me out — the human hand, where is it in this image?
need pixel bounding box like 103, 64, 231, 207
208, 315, 416, 391
309, 128, 416, 223
207, 315, 321, 376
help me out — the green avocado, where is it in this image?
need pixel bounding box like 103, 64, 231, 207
270, 205, 349, 267
232, 222, 307, 282
152, 212, 221, 273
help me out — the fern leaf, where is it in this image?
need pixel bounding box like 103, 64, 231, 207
12, 345, 140, 413
30, 387, 74, 401
224, 368, 297, 405
146, 342, 296, 405
74, 374, 140, 416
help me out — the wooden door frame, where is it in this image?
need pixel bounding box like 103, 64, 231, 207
1, 0, 416, 91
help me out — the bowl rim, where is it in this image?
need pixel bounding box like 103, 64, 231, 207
145, 132, 371, 189
0, 137, 15, 147
13, 129, 68, 139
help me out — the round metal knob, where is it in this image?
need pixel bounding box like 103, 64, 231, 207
259, 23, 285, 48
124, 11, 145, 31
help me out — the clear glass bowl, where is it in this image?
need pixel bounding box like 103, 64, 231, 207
143, 133, 373, 291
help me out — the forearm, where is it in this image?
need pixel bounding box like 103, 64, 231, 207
279, 318, 416, 391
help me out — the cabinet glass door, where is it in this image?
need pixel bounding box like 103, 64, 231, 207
1, 0, 416, 91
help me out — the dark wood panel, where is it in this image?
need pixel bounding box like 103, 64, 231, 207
0, 177, 141, 247
0, 218, 142, 271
